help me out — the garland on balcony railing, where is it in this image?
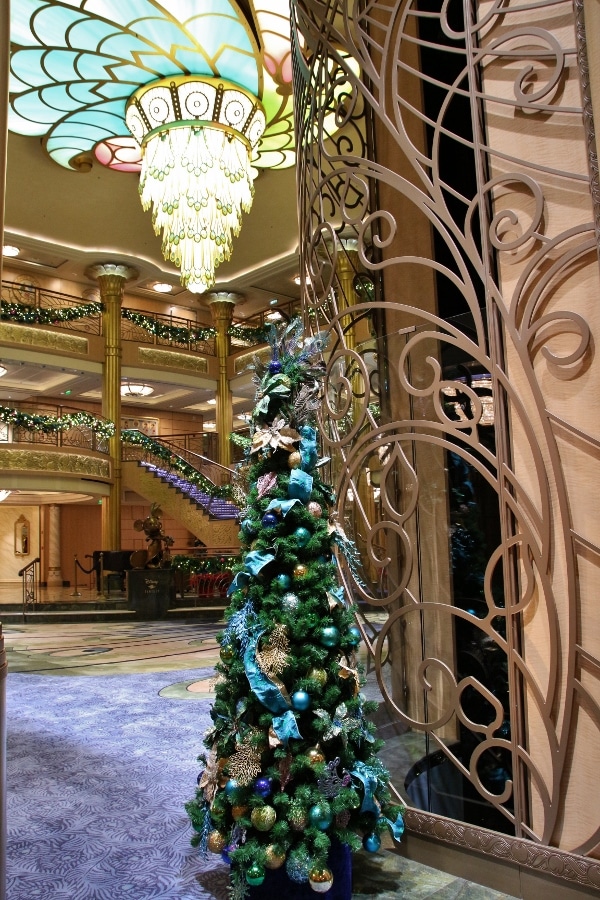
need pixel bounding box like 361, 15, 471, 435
121, 308, 217, 344
0, 406, 115, 439
171, 554, 241, 575
227, 324, 270, 344
0, 299, 103, 325
122, 430, 234, 500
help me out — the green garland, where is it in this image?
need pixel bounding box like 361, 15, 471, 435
121, 308, 217, 344
0, 405, 115, 439
122, 430, 234, 500
171, 554, 241, 575
0, 299, 103, 325
228, 324, 270, 344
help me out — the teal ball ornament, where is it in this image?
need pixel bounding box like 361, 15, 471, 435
363, 832, 381, 852
347, 625, 362, 646
319, 626, 340, 648
276, 573, 292, 589
291, 690, 311, 711
246, 863, 266, 886
282, 591, 299, 611
308, 803, 333, 830
262, 512, 278, 528
241, 518, 257, 537
294, 526, 311, 547
225, 779, 240, 797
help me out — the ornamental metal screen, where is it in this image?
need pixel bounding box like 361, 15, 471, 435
293, 0, 600, 886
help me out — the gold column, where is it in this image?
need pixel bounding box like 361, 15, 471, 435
208, 292, 238, 467
87, 263, 137, 550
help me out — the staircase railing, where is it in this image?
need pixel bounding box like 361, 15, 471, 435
18, 557, 40, 620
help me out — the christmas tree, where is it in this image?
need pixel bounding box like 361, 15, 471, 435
186, 320, 404, 898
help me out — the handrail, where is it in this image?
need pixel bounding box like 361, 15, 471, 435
0, 402, 113, 453
19, 557, 40, 620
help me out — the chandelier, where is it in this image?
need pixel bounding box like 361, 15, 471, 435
126, 77, 266, 294
121, 383, 154, 398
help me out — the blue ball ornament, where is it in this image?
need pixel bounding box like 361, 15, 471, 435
269, 359, 282, 374
261, 512, 278, 528
225, 779, 240, 797
222, 844, 236, 864
276, 573, 292, 589
319, 626, 340, 648
363, 832, 381, 853
241, 518, 257, 537
291, 690, 311, 711
254, 776, 273, 798
308, 803, 333, 830
294, 526, 311, 547
347, 625, 362, 646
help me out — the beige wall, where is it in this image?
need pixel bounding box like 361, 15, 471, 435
0, 505, 39, 582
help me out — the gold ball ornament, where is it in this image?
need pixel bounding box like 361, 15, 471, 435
207, 830, 228, 854
293, 563, 308, 579
251, 805, 277, 832
232, 804, 249, 820
220, 645, 235, 663
306, 746, 325, 766
265, 845, 286, 869
308, 668, 327, 688
288, 451, 302, 469
309, 866, 334, 893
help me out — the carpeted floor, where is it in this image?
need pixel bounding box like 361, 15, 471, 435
5, 622, 518, 899
7, 668, 228, 899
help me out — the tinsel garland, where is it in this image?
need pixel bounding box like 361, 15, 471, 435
121, 430, 233, 499
0, 405, 115, 439
121, 308, 217, 344
0, 299, 103, 325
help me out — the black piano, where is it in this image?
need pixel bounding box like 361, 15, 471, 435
92, 550, 134, 592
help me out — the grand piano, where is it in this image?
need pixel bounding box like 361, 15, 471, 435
92, 550, 134, 593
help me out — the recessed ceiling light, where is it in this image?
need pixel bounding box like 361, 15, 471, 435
2, 245, 19, 257
206, 398, 217, 405
294, 275, 301, 285
152, 282, 173, 293
203, 421, 216, 429
266, 311, 283, 321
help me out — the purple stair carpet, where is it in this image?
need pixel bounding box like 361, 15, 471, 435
141, 463, 239, 520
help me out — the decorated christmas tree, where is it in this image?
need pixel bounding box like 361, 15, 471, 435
186, 320, 404, 898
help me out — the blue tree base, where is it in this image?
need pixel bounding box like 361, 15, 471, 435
247, 841, 352, 900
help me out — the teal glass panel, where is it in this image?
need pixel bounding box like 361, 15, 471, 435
171, 50, 214, 78
95, 82, 138, 102
6, 112, 47, 137
11, 49, 49, 88
44, 50, 87, 84
29, 4, 88, 49
12, 92, 62, 125
68, 17, 119, 51
10, 0, 46, 47
213, 47, 258, 94
119, 17, 196, 49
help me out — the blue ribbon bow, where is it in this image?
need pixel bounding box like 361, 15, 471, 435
272, 709, 302, 745
243, 630, 290, 714
299, 426, 318, 471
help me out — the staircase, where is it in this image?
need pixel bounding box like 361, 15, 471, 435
121, 433, 241, 549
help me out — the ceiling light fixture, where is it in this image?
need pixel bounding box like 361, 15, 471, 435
120, 383, 154, 398
206, 398, 217, 405
0, 365, 7, 378
152, 282, 173, 293
203, 421, 216, 429
2, 245, 19, 257
125, 77, 266, 295
0, 491, 11, 503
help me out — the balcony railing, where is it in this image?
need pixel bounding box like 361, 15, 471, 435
0, 402, 113, 453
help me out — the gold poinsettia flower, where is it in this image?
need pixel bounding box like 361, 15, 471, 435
251, 418, 300, 454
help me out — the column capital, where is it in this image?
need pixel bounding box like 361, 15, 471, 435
86, 263, 138, 283
207, 292, 242, 326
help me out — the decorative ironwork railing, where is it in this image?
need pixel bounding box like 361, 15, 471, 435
293, 0, 600, 885
1, 280, 102, 334
18, 556, 40, 618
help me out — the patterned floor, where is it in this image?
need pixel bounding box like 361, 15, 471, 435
4, 620, 518, 899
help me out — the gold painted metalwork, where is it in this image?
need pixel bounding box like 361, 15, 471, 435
0, 449, 110, 478
294, 0, 600, 888
0, 323, 87, 353
137, 347, 209, 374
